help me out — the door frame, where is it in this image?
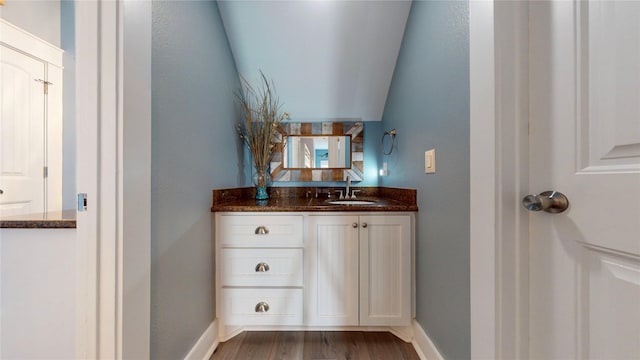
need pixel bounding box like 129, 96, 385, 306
75, 1, 151, 358
75, 1, 526, 358
470, 1, 529, 359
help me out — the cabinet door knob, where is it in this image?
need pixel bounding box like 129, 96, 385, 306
254, 226, 269, 235
352, 222, 358, 228
255, 262, 270, 272
255, 302, 270, 313
361, 222, 368, 228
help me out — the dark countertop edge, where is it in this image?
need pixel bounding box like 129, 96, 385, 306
0, 210, 77, 229
211, 186, 418, 212
1, 220, 77, 229
210, 205, 419, 212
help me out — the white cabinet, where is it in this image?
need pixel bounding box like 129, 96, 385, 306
216, 214, 304, 326
216, 211, 414, 333
306, 214, 413, 326
0, 20, 64, 216
0, 228, 77, 359
359, 215, 412, 326
306, 215, 360, 326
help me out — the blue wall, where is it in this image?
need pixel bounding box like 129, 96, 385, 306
381, 1, 470, 359
151, 2, 241, 358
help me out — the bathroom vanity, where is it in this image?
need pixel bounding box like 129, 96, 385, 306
212, 187, 417, 341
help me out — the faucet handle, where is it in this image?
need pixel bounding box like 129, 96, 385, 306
351, 190, 361, 199
336, 190, 344, 199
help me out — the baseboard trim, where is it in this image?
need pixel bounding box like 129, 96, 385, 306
184, 320, 219, 360
389, 325, 414, 343
412, 320, 444, 360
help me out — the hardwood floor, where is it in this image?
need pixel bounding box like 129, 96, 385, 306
210, 331, 420, 360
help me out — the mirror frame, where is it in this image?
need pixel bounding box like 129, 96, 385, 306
270, 122, 364, 182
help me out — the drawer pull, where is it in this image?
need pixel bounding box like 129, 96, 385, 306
362, 222, 368, 228
255, 301, 270, 313
255, 262, 270, 272
254, 226, 269, 235
352, 222, 358, 228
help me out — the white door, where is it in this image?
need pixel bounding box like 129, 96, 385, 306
0, 45, 46, 216
529, 1, 640, 358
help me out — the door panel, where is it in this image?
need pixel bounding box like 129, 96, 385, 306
306, 215, 359, 326
587, 249, 640, 358
585, 1, 640, 169
359, 215, 411, 326
529, 1, 640, 358
0, 45, 46, 216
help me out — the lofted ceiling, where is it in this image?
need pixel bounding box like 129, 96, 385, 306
218, 0, 411, 122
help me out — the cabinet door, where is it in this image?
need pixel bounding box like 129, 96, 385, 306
359, 215, 412, 326
306, 215, 359, 326
0, 45, 46, 216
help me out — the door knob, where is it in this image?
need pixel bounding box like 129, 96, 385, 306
522, 191, 569, 213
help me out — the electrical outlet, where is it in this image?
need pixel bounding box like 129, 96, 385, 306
425, 149, 435, 174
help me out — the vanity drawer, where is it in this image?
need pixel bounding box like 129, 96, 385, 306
221, 248, 303, 287
218, 215, 303, 247
220, 288, 303, 326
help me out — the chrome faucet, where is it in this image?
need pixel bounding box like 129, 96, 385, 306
345, 176, 351, 198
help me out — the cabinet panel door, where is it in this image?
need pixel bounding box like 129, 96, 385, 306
306, 215, 359, 326
359, 215, 411, 326
0, 45, 46, 216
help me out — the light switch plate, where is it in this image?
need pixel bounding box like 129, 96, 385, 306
425, 149, 436, 173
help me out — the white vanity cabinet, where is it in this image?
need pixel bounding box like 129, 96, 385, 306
306, 214, 413, 327
216, 214, 304, 326
215, 211, 414, 335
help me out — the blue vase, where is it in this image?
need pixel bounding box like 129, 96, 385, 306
253, 168, 269, 200
255, 185, 269, 200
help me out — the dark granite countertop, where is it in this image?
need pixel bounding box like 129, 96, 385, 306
0, 210, 77, 229
211, 187, 418, 212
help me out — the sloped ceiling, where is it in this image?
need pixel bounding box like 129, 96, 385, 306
218, 0, 411, 121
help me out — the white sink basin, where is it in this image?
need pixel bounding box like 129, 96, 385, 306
327, 200, 377, 205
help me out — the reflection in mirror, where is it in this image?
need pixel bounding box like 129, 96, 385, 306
270, 122, 364, 182
283, 136, 351, 169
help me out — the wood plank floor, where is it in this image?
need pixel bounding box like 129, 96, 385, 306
210, 331, 420, 360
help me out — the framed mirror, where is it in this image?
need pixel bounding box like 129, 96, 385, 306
270, 122, 364, 182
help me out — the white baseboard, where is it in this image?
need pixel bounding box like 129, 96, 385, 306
389, 325, 414, 343
184, 320, 219, 360
412, 320, 444, 360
